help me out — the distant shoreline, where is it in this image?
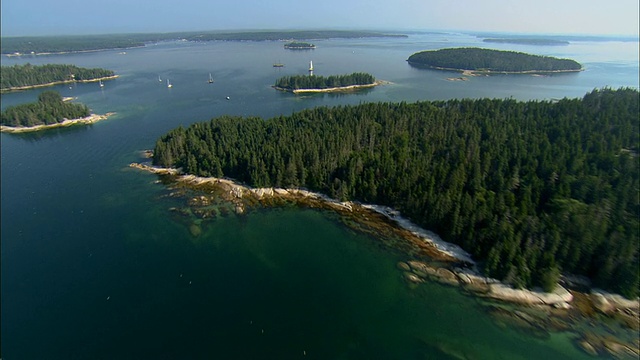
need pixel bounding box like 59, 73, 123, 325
274, 80, 384, 94
0, 75, 119, 93
0, 112, 115, 133
4, 46, 142, 57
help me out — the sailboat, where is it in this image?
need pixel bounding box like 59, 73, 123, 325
99, 80, 104, 88
158, 75, 162, 82
208, 73, 214, 84
309, 60, 314, 76
167, 79, 173, 88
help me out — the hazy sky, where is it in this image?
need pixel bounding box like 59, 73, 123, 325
2, 0, 638, 37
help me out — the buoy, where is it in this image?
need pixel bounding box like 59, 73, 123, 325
226, 96, 230, 100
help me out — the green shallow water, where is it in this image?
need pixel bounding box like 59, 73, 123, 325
2, 33, 638, 359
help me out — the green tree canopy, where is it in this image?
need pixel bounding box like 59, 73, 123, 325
154, 88, 639, 297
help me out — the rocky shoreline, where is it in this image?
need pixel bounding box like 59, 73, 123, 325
274, 80, 384, 94
0, 75, 119, 93
1, 112, 116, 133
130, 161, 639, 358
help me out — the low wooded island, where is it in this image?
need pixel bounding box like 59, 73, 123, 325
153, 88, 638, 298
284, 42, 316, 49
0, 90, 113, 132
407, 47, 582, 74
1, 63, 117, 92
274, 72, 379, 93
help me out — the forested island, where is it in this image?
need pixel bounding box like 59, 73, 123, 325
152, 88, 639, 297
407, 47, 582, 73
284, 42, 316, 49
1, 30, 406, 55
0, 90, 112, 132
274, 72, 378, 93
1, 63, 116, 92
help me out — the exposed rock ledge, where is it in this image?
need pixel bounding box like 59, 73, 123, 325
400, 260, 573, 308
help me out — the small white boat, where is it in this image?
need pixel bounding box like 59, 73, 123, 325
99, 80, 104, 88
158, 76, 162, 82
226, 96, 230, 100
208, 73, 214, 84
167, 79, 173, 88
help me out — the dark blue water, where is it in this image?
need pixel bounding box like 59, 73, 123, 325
2, 33, 638, 359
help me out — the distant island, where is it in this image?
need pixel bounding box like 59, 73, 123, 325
0, 90, 113, 132
1, 63, 117, 93
284, 42, 316, 49
274, 72, 379, 93
1, 30, 406, 55
407, 47, 582, 74
483, 38, 570, 46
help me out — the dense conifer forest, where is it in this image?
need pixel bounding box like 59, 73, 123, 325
1, 91, 90, 127
275, 72, 376, 91
407, 48, 582, 72
153, 88, 639, 297
1, 63, 114, 90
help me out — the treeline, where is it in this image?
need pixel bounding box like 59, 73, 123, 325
275, 72, 376, 90
1, 91, 90, 127
153, 88, 639, 297
407, 47, 582, 72
2, 31, 406, 54
1, 63, 114, 89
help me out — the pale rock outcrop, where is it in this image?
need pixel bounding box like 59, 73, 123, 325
486, 283, 573, 306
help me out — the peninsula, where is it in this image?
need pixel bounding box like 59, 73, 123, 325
274, 72, 379, 93
143, 88, 638, 358
152, 88, 638, 299
1, 90, 113, 132
1, 63, 117, 93
407, 47, 582, 74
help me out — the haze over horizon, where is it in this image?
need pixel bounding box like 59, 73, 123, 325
1, 0, 638, 37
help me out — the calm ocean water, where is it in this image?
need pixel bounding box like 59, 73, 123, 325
1, 32, 638, 359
